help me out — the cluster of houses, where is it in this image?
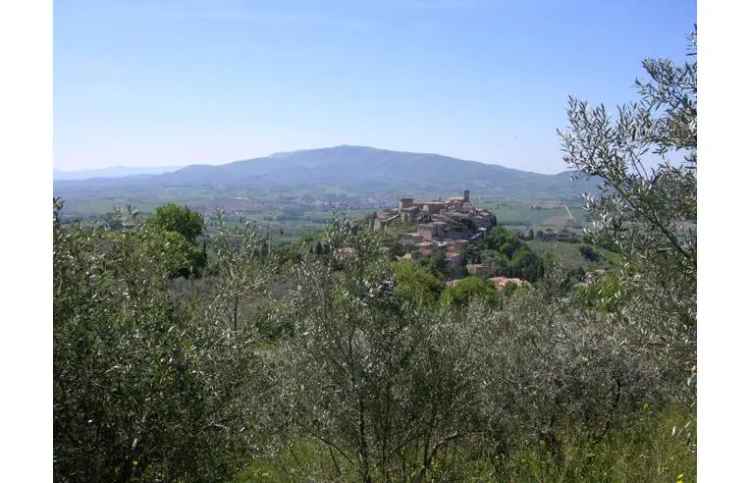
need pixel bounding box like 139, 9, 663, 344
460, 262, 530, 291
370, 190, 496, 268
365, 191, 533, 293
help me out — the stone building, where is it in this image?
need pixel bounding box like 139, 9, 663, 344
399, 198, 415, 210
466, 263, 495, 278
400, 206, 420, 223
421, 201, 447, 214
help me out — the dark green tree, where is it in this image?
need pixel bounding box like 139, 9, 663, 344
417, 250, 450, 279
508, 247, 544, 282
146, 203, 204, 243
440, 276, 499, 308
477, 226, 545, 282
392, 259, 444, 308
578, 244, 601, 262
143, 204, 207, 277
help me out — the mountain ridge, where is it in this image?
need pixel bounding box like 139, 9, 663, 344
54, 145, 599, 201
54, 165, 184, 181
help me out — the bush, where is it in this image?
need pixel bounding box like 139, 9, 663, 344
508, 246, 545, 282
276, 222, 489, 482
145, 203, 204, 243
579, 244, 601, 262
53, 202, 272, 482
417, 250, 450, 279
142, 204, 207, 278
479, 226, 545, 282
140, 227, 206, 278
392, 260, 444, 308
440, 276, 499, 308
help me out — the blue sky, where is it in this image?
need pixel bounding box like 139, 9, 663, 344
54, 0, 696, 174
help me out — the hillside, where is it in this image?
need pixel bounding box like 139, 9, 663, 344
53, 165, 183, 181
54, 145, 600, 216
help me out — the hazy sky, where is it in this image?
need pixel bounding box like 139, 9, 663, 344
54, 0, 696, 174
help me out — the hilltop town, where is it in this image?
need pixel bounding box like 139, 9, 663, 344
368, 190, 495, 268
367, 191, 558, 292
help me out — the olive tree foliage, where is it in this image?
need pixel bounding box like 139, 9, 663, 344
197, 211, 279, 332
275, 219, 489, 482
53, 199, 272, 483
101, 204, 141, 231
557, 31, 697, 405
466, 266, 695, 474
265, 219, 692, 481
558, 30, 696, 311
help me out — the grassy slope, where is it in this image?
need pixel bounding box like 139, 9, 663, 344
235, 406, 695, 483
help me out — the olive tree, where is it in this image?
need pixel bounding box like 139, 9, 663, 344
463, 269, 682, 478
557, 30, 696, 310
53, 200, 271, 482
276, 220, 488, 482
557, 30, 697, 406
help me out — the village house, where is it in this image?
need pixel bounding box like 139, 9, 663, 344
466, 263, 495, 278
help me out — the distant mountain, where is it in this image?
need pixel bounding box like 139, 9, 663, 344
54, 165, 183, 181
55, 146, 599, 200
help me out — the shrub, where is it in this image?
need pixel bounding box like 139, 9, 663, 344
579, 244, 601, 262
392, 260, 444, 308
276, 223, 489, 482
440, 276, 499, 308
54, 201, 271, 482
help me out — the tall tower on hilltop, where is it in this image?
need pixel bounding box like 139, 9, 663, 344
463, 190, 470, 203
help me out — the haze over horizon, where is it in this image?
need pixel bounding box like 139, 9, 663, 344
55, 0, 696, 174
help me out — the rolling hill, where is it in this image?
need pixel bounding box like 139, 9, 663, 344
54, 145, 599, 206
54, 165, 184, 181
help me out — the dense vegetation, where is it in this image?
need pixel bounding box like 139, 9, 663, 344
466, 226, 546, 282
53, 37, 696, 482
